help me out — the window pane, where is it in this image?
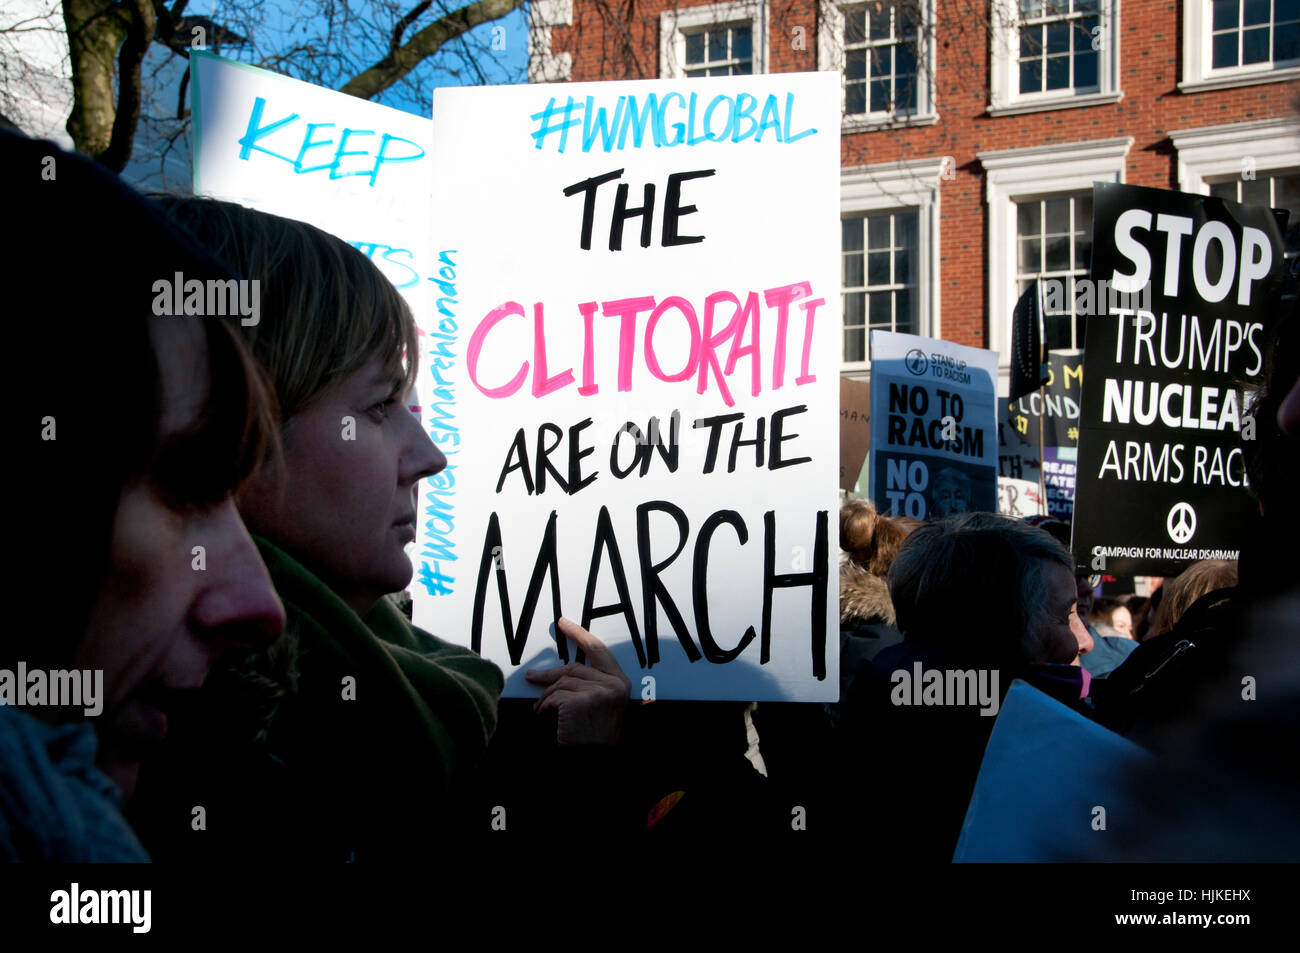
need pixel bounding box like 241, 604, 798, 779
1074, 236, 1091, 271
1046, 235, 1070, 271
1243, 25, 1270, 63
1018, 201, 1041, 235
1019, 237, 1042, 273
845, 291, 866, 326
1241, 178, 1269, 206
869, 293, 892, 327
898, 209, 919, 248
1277, 22, 1300, 61
1281, 0, 1300, 20
1044, 312, 1072, 350
1020, 0, 1043, 17
899, 2, 921, 37
1076, 0, 1100, 14
1045, 196, 1070, 234
896, 247, 912, 284
842, 217, 864, 252
686, 32, 705, 64
1075, 49, 1098, 87
868, 251, 891, 285
867, 215, 890, 248
1275, 173, 1300, 215
844, 253, 864, 287
1208, 180, 1239, 201
1046, 55, 1070, 89
846, 81, 867, 113
1074, 192, 1092, 225
733, 60, 752, 75
1021, 27, 1038, 59
870, 77, 890, 111
899, 75, 918, 111
1047, 20, 1070, 55
869, 7, 891, 40
847, 49, 867, 80
870, 47, 890, 78
1243, 0, 1270, 27
1076, 16, 1099, 51
1020, 58, 1042, 93
895, 288, 914, 335
1212, 0, 1239, 31
845, 326, 866, 362
845, 7, 866, 44
733, 26, 752, 60
1212, 31, 1239, 68
897, 41, 917, 77
709, 29, 728, 61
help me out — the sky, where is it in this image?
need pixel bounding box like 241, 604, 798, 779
2, 0, 531, 191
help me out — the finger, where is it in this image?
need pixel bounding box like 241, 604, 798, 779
557, 617, 624, 676
534, 688, 581, 714
524, 663, 580, 684
525, 662, 605, 685
534, 675, 590, 707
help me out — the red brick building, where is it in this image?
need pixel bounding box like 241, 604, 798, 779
529, 0, 1299, 394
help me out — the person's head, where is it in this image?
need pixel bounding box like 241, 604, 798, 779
7, 131, 284, 796
1149, 559, 1240, 638
1075, 576, 1097, 621
840, 498, 917, 577
928, 467, 972, 518
887, 512, 1086, 668
1089, 595, 1122, 627
158, 198, 446, 615
1243, 298, 1300, 525
1110, 604, 1133, 638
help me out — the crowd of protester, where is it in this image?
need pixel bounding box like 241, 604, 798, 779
3, 127, 1297, 862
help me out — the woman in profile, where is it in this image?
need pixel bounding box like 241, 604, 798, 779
1, 131, 284, 860
134, 198, 632, 861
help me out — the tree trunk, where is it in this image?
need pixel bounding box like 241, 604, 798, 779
63, 0, 132, 160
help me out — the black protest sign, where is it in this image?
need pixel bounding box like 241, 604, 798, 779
998, 350, 1083, 520
1072, 182, 1287, 575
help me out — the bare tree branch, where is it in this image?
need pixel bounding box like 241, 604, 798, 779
340, 0, 523, 100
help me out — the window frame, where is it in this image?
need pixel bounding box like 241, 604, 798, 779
528, 0, 573, 82
840, 157, 946, 371
978, 136, 1132, 391
988, 0, 1123, 116
1014, 192, 1096, 352
1182, 0, 1300, 91
660, 1, 769, 79
1171, 118, 1300, 193
819, 0, 938, 130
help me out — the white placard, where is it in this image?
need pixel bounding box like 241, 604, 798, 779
191, 52, 435, 330
416, 74, 842, 700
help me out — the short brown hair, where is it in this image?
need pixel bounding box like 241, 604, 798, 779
1149, 559, 1239, 638
157, 198, 418, 420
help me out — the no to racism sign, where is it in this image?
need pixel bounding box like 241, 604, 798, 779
1072, 182, 1288, 575
415, 74, 841, 700
868, 330, 999, 520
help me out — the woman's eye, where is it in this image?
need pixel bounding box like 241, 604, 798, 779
369, 397, 398, 419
